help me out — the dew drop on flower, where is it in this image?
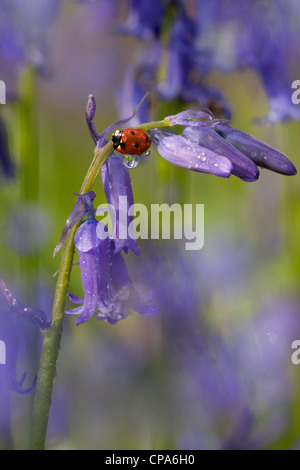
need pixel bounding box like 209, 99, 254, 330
123, 154, 139, 169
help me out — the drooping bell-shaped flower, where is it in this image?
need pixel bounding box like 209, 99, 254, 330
0, 276, 50, 331
101, 155, 140, 255
65, 206, 115, 325
0, 276, 50, 400
150, 107, 297, 181
214, 123, 297, 176
66, 193, 157, 325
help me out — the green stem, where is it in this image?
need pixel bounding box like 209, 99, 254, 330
29, 117, 171, 450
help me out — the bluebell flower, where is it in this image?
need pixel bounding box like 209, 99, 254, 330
66, 193, 158, 325
0, 0, 61, 94
0, 276, 50, 411
156, 4, 231, 119
195, 0, 300, 122
150, 107, 297, 181
214, 123, 297, 176
11, 0, 61, 73
117, 1, 231, 120
0, 276, 50, 331
0, 1, 24, 98
101, 155, 140, 255
118, 0, 166, 40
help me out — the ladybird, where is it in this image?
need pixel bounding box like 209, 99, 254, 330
112, 128, 151, 156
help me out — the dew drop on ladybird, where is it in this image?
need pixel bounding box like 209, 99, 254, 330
123, 154, 140, 169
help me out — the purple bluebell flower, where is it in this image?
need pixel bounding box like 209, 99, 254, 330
66, 194, 158, 325
118, 0, 166, 40
0, 311, 37, 397
0, 275, 50, 425
101, 155, 140, 255
0, 1, 24, 99
0, 0, 61, 96
10, 0, 61, 74
151, 107, 297, 181
195, 0, 300, 122
156, 4, 231, 119
214, 123, 297, 175
0, 276, 50, 331
152, 128, 233, 179
65, 218, 115, 325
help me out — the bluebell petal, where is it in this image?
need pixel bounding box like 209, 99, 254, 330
85, 94, 99, 144
154, 131, 232, 178
0, 276, 50, 331
65, 220, 115, 325
101, 155, 140, 255
184, 127, 259, 182
166, 109, 214, 127
215, 123, 297, 175
53, 191, 96, 257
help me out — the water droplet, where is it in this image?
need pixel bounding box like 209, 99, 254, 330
144, 150, 151, 157
123, 154, 139, 169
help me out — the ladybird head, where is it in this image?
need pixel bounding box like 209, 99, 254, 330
111, 129, 122, 150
